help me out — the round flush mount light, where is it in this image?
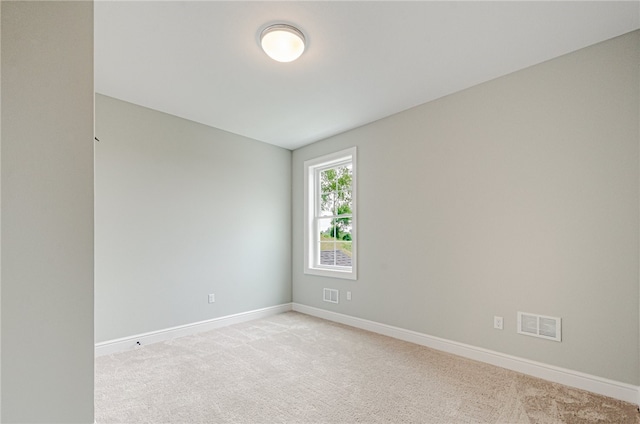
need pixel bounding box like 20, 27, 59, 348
260, 24, 306, 63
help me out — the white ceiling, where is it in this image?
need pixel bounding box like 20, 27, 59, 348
95, 1, 639, 150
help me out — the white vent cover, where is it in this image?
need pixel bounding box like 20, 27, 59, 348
323, 288, 339, 304
517, 311, 561, 342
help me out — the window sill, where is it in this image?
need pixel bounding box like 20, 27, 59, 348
304, 267, 357, 280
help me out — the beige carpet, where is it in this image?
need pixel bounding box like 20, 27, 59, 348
95, 312, 639, 423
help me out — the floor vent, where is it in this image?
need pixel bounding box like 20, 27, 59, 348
517, 311, 561, 342
323, 288, 339, 304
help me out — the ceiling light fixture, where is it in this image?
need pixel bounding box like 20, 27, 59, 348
260, 24, 306, 63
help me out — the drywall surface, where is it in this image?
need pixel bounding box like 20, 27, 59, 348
1, 2, 94, 422
292, 31, 640, 385
95, 94, 292, 342
0, 3, 3, 420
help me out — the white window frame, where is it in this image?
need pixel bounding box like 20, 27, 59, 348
304, 147, 357, 280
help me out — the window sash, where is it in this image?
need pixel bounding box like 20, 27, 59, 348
304, 147, 357, 280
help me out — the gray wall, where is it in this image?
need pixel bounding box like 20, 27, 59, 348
1, 3, 3, 418
1, 2, 94, 422
1, 3, 3, 419
95, 94, 292, 343
292, 31, 640, 385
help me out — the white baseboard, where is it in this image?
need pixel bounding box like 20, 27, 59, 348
95, 303, 292, 356
292, 303, 640, 405
95, 301, 639, 405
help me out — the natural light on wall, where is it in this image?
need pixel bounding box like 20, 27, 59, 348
260, 24, 306, 63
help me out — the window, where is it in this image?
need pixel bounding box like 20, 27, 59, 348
304, 147, 357, 280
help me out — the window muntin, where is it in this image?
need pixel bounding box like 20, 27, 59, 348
304, 147, 357, 280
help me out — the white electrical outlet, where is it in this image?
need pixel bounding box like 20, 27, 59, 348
346, 291, 352, 301
208, 293, 215, 303
494, 316, 503, 330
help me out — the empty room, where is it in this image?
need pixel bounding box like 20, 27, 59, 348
1, 1, 640, 423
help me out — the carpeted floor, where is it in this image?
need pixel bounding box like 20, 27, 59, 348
95, 312, 639, 423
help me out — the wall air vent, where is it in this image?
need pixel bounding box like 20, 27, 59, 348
323, 288, 339, 304
517, 311, 561, 342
